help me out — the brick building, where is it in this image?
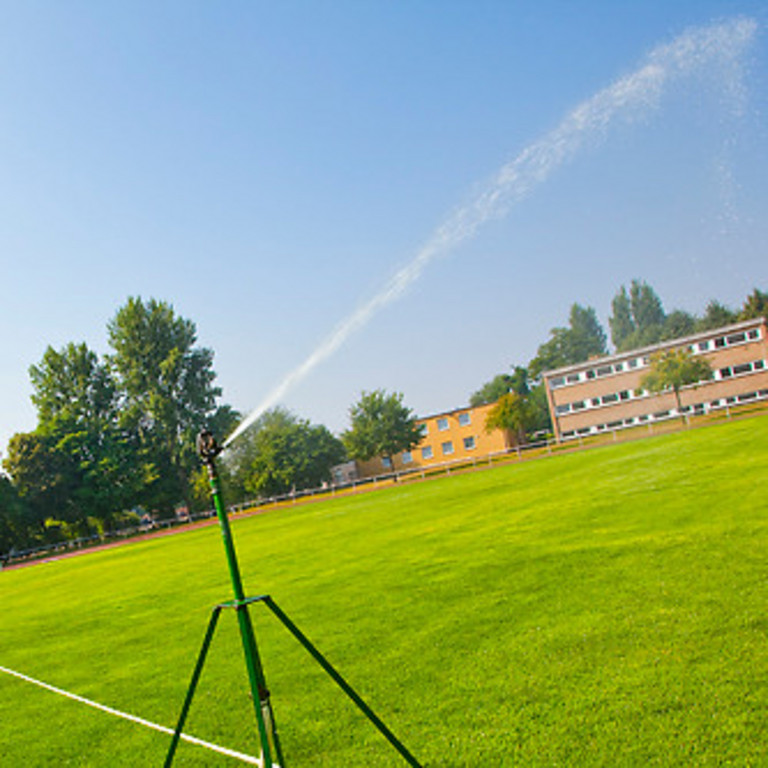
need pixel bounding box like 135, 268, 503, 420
542, 317, 768, 442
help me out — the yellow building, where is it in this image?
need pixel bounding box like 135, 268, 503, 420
543, 317, 768, 442
352, 401, 513, 479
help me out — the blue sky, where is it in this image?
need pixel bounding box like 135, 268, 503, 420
1, 1, 767, 454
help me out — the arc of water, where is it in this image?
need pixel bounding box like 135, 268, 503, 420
223, 16, 757, 450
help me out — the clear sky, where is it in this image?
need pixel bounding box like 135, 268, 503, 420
1, 1, 767, 455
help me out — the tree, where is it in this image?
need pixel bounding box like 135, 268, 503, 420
640, 348, 713, 422
3, 431, 80, 535
609, 286, 634, 349
484, 392, 535, 446
107, 297, 225, 515
0, 475, 31, 554
238, 409, 346, 498
696, 300, 736, 332
610, 280, 667, 351
739, 288, 768, 321
342, 390, 422, 472
470, 366, 529, 406
529, 303, 607, 378
661, 309, 697, 341
24, 342, 144, 531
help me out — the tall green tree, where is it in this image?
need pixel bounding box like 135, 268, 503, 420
3, 431, 80, 534
640, 348, 713, 423
696, 300, 737, 332
470, 366, 529, 406
25, 342, 143, 530
738, 288, 768, 320
342, 390, 422, 472
484, 392, 535, 446
661, 310, 697, 341
107, 297, 225, 515
610, 280, 667, 351
235, 408, 346, 498
0, 475, 31, 554
609, 286, 635, 349
529, 304, 607, 378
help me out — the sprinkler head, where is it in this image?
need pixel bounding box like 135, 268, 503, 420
197, 429, 222, 463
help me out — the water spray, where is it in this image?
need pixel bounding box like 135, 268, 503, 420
223, 16, 756, 451
165, 430, 422, 767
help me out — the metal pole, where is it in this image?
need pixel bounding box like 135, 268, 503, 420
196, 430, 285, 767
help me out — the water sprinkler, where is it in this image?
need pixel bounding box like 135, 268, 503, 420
165, 430, 422, 767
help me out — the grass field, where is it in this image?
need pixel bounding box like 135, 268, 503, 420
1, 415, 766, 766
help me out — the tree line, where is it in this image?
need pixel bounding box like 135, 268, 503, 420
470, 283, 767, 442
0, 298, 422, 553
1, 284, 766, 554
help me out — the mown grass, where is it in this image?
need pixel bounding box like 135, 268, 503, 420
1, 415, 766, 766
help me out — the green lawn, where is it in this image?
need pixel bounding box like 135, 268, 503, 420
1, 416, 766, 766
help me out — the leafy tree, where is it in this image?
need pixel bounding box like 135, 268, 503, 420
696, 300, 737, 332
630, 279, 665, 331
640, 348, 713, 422
0, 475, 31, 554
342, 390, 422, 472
739, 288, 768, 321
529, 304, 607, 378
107, 297, 225, 515
610, 280, 667, 351
484, 392, 535, 445
661, 310, 697, 341
3, 431, 80, 534
470, 366, 529, 406
609, 286, 634, 349
237, 408, 346, 498
25, 342, 144, 531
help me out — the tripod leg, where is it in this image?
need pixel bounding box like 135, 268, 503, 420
164, 606, 223, 767
262, 596, 422, 768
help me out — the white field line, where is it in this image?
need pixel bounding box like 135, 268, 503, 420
0, 664, 276, 766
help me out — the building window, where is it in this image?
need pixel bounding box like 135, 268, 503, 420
441, 441, 454, 455
748, 329, 760, 340
422, 446, 433, 460
401, 451, 412, 464
698, 341, 709, 352
727, 332, 746, 345
419, 423, 428, 436
437, 417, 449, 431
566, 373, 580, 384
572, 400, 586, 411
458, 412, 471, 426
550, 376, 565, 389
556, 404, 570, 415
381, 457, 392, 469
463, 436, 476, 450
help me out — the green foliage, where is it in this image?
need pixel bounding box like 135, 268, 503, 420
610, 279, 667, 351
529, 303, 607, 378
470, 366, 529, 406
228, 408, 346, 498
342, 389, 421, 465
0, 475, 29, 552
696, 299, 737, 332
484, 392, 535, 444
107, 297, 225, 514
640, 347, 713, 417
739, 287, 768, 320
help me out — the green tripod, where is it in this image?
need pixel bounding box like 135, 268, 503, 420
164, 430, 422, 767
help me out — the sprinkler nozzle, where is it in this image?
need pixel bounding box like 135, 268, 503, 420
197, 430, 222, 463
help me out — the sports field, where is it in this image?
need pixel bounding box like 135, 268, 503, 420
1, 415, 766, 766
